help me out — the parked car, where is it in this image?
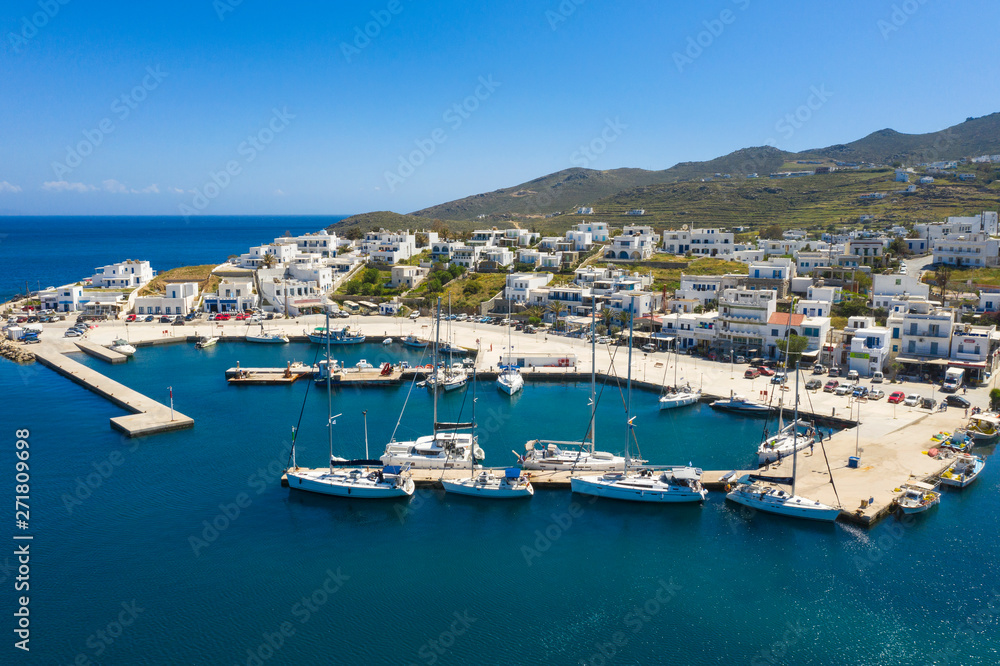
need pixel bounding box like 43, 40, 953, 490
835, 384, 854, 396
852, 386, 869, 398
805, 379, 822, 390
126, 314, 137, 322
185, 312, 197, 321
216, 314, 231, 321
160, 315, 172, 323
771, 373, 787, 385
749, 357, 766, 367
144, 315, 155, 322
641, 343, 655, 352
828, 367, 842, 378
735, 355, 746, 364
945, 395, 970, 408
903, 394, 921, 407
920, 397, 937, 410
847, 369, 860, 381
758, 366, 775, 377
64, 329, 82, 337
524, 325, 536, 334
744, 367, 761, 379
871, 371, 884, 383
172, 319, 185, 326
869, 389, 885, 400
812, 364, 826, 375
888, 391, 906, 404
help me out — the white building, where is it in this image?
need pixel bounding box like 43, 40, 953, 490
795, 251, 833, 275
763, 312, 831, 361
564, 229, 593, 252
288, 259, 334, 294
949, 322, 996, 382
748, 258, 795, 281
361, 229, 417, 263
258, 277, 323, 316
716, 288, 777, 355
848, 327, 891, 377
390, 265, 428, 289
203, 277, 259, 313
888, 299, 954, 363
577, 207, 594, 215
274, 230, 338, 257
932, 233, 1000, 268
662, 226, 735, 258
660, 311, 719, 352
481, 247, 515, 268
674, 273, 743, 306
978, 291, 1000, 312
90, 260, 155, 289
41, 285, 84, 312
575, 221, 608, 242
505, 272, 553, 303
795, 300, 832, 318
606, 231, 658, 260
239, 243, 296, 269
134, 282, 199, 316
872, 274, 929, 309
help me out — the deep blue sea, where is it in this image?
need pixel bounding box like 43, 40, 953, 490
0, 215, 347, 302
2, 337, 999, 665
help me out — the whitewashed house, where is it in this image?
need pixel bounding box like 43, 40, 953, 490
90, 260, 155, 289
134, 282, 199, 316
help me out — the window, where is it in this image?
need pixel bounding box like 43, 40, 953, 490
908, 340, 915, 353
930, 342, 938, 355
771, 329, 779, 336
909, 323, 917, 335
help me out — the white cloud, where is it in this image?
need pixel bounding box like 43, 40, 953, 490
169, 187, 185, 194
42, 180, 96, 193
103, 179, 128, 193
274, 188, 286, 196
0, 181, 22, 193
132, 184, 160, 194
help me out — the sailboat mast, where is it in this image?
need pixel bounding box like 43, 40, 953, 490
589, 305, 596, 452
625, 296, 634, 467
363, 410, 369, 460
792, 351, 799, 496
326, 309, 333, 472
471, 369, 477, 479
433, 297, 441, 429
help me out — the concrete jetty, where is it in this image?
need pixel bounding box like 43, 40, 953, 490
75, 340, 129, 364
32, 346, 193, 437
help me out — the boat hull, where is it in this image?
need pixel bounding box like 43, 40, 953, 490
570, 475, 707, 503
286, 469, 414, 498
497, 373, 524, 395
441, 479, 533, 498
245, 335, 288, 344
307, 334, 365, 345
725, 489, 840, 522
658, 392, 699, 409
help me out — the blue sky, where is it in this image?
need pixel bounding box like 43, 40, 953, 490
1, 0, 997, 216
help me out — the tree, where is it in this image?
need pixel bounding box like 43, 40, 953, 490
361, 268, 380, 284
934, 266, 951, 302
990, 388, 1000, 411
888, 237, 908, 257
776, 334, 809, 368
547, 301, 568, 329
906, 227, 922, 239
261, 254, 277, 269
759, 224, 783, 240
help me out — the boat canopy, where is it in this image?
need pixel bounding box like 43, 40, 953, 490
381, 465, 403, 475
434, 421, 474, 430
748, 473, 794, 485
972, 414, 1000, 425
905, 481, 938, 491
665, 466, 702, 480
505, 468, 522, 479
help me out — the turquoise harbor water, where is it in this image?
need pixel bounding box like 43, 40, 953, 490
4, 341, 1000, 665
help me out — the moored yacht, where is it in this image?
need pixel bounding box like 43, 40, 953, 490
441, 468, 534, 498
757, 419, 815, 465
108, 338, 136, 356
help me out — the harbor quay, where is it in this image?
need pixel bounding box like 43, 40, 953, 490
17, 313, 988, 526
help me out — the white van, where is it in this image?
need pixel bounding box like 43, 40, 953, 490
871, 371, 883, 383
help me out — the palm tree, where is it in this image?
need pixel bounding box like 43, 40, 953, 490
261, 253, 277, 269
524, 305, 544, 322
547, 301, 568, 330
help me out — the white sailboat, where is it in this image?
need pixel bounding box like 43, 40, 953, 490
519, 308, 627, 472
570, 298, 708, 503
496, 299, 523, 396
441, 372, 534, 498
658, 339, 699, 409
757, 418, 815, 466
246, 324, 289, 344
380, 298, 484, 469
286, 312, 414, 498
725, 365, 840, 522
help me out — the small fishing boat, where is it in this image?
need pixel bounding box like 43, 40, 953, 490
710, 394, 774, 416
355, 359, 374, 370
307, 326, 365, 345
964, 415, 1000, 443
195, 336, 219, 349
939, 453, 986, 488
109, 338, 136, 356
895, 481, 941, 514
401, 334, 429, 348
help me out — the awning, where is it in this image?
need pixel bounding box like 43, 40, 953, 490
894, 356, 950, 366
948, 361, 986, 369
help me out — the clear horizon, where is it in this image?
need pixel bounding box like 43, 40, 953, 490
2, 0, 998, 217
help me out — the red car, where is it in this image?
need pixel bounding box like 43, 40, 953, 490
126, 314, 137, 322
234, 314, 247, 320
823, 380, 839, 392
216, 313, 231, 321
758, 366, 775, 377
744, 367, 761, 379
888, 391, 906, 404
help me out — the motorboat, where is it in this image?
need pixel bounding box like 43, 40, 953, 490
710, 394, 774, 416
442, 468, 534, 498
382, 337, 393, 345
964, 415, 1000, 443
401, 334, 429, 348
108, 338, 136, 356
195, 336, 218, 349
355, 359, 374, 370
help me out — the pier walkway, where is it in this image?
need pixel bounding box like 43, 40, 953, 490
33, 346, 193, 437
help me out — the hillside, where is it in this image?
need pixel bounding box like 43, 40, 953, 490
808, 113, 1000, 165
